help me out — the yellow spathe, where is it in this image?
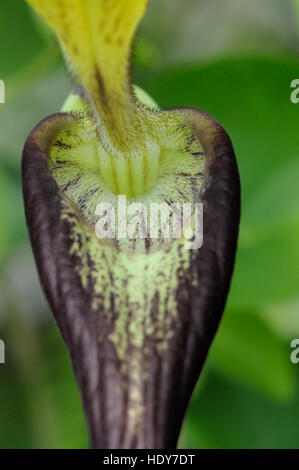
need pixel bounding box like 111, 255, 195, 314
26, 0, 148, 151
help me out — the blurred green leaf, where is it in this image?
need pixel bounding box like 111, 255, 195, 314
232, 219, 299, 306
262, 297, 299, 340
180, 373, 299, 449
0, 314, 88, 449
208, 310, 296, 401
244, 157, 299, 230
135, 37, 163, 69
0, 1, 47, 79
0, 166, 26, 262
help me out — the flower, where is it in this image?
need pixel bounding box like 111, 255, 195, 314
23, 0, 240, 448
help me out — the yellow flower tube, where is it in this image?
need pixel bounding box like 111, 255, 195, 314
27, 0, 150, 152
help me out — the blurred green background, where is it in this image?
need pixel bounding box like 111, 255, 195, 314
0, 0, 299, 449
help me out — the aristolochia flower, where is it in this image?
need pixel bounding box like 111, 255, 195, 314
22, 0, 240, 449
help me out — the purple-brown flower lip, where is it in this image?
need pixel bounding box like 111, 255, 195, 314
22, 105, 240, 448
